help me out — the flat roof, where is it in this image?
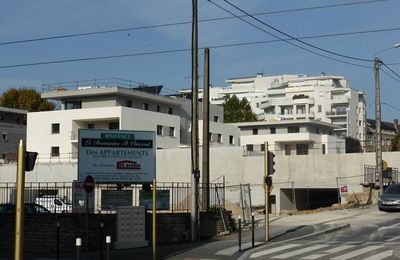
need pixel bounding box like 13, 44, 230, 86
0, 107, 27, 114
41, 86, 184, 106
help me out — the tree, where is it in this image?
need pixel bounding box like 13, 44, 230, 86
345, 136, 362, 153
223, 95, 258, 123
0, 88, 55, 111
391, 135, 400, 151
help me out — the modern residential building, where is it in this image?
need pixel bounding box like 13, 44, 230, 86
27, 85, 240, 162
0, 107, 27, 162
232, 119, 345, 155
366, 119, 400, 152
201, 73, 366, 149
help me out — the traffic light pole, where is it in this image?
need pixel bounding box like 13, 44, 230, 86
14, 140, 26, 260
264, 142, 269, 242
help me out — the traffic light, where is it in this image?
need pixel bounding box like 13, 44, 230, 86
25, 151, 38, 172
267, 151, 275, 175
265, 176, 272, 187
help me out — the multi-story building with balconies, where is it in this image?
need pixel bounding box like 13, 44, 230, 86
206, 73, 367, 150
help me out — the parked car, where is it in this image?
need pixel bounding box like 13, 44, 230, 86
35, 195, 72, 213
378, 183, 400, 211
0, 203, 51, 214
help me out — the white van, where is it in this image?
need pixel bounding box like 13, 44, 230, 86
35, 196, 72, 213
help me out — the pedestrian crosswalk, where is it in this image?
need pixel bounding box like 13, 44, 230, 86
247, 242, 395, 259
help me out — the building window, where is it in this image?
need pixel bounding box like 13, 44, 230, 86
157, 125, 163, 136
229, 135, 234, 145
167, 107, 173, 115
322, 144, 326, 154
217, 134, 222, 143
108, 122, 119, 130
252, 128, 258, 135
209, 133, 213, 142
143, 103, 149, 110
51, 123, 60, 134
270, 127, 276, 134
2, 133, 7, 140
316, 128, 320, 134
214, 116, 219, 123
65, 101, 82, 110
285, 144, 291, 155
51, 146, 60, 157
288, 126, 300, 133
318, 105, 322, 113
157, 105, 161, 112
87, 123, 95, 129
169, 127, 175, 137
125, 100, 132, 107
246, 144, 254, 152
261, 144, 265, 152
1, 153, 6, 159
296, 144, 309, 155
0, 115, 4, 121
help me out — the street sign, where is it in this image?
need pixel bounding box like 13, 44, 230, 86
72, 180, 94, 213
84, 175, 95, 193
78, 129, 156, 183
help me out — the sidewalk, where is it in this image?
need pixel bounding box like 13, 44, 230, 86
2, 205, 376, 260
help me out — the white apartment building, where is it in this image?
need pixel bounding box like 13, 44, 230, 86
205, 73, 366, 149
27, 86, 240, 162
232, 119, 345, 155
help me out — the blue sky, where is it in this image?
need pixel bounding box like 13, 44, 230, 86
0, 0, 399, 121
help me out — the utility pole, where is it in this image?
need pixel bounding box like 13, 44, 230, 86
191, 0, 200, 242
202, 48, 210, 212
374, 57, 383, 196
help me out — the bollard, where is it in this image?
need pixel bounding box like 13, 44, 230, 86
238, 216, 242, 252
76, 238, 81, 260
100, 222, 104, 260
251, 213, 255, 248
106, 236, 111, 260
56, 222, 60, 260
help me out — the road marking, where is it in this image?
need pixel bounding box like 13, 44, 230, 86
330, 245, 383, 260
215, 242, 262, 256
386, 235, 400, 242
271, 245, 329, 259
249, 244, 301, 258
324, 245, 355, 254
363, 250, 393, 260
300, 253, 327, 259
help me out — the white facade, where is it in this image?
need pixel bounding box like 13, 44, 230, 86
232, 119, 345, 155
206, 74, 366, 147
27, 86, 240, 162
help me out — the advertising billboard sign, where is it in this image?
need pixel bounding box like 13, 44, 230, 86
78, 129, 156, 183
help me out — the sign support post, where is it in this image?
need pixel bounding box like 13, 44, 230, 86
152, 178, 157, 260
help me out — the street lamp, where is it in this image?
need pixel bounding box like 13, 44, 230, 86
373, 43, 400, 196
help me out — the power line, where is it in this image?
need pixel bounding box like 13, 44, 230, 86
206, 0, 371, 68
381, 68, 400, 84
383, 102, 400, 112
211, 0, 373, 63
0, 48, 190, 69
0, 0, 389, 46
381, 62, 400, 81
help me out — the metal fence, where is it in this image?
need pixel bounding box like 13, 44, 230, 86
0, 181, 224, 214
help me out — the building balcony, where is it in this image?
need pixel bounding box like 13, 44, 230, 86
326, 111, 347, 117
331, 96, 350, 104
293, 97, 314, 105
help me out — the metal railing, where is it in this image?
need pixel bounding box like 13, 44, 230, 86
0, 181, 225, 213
